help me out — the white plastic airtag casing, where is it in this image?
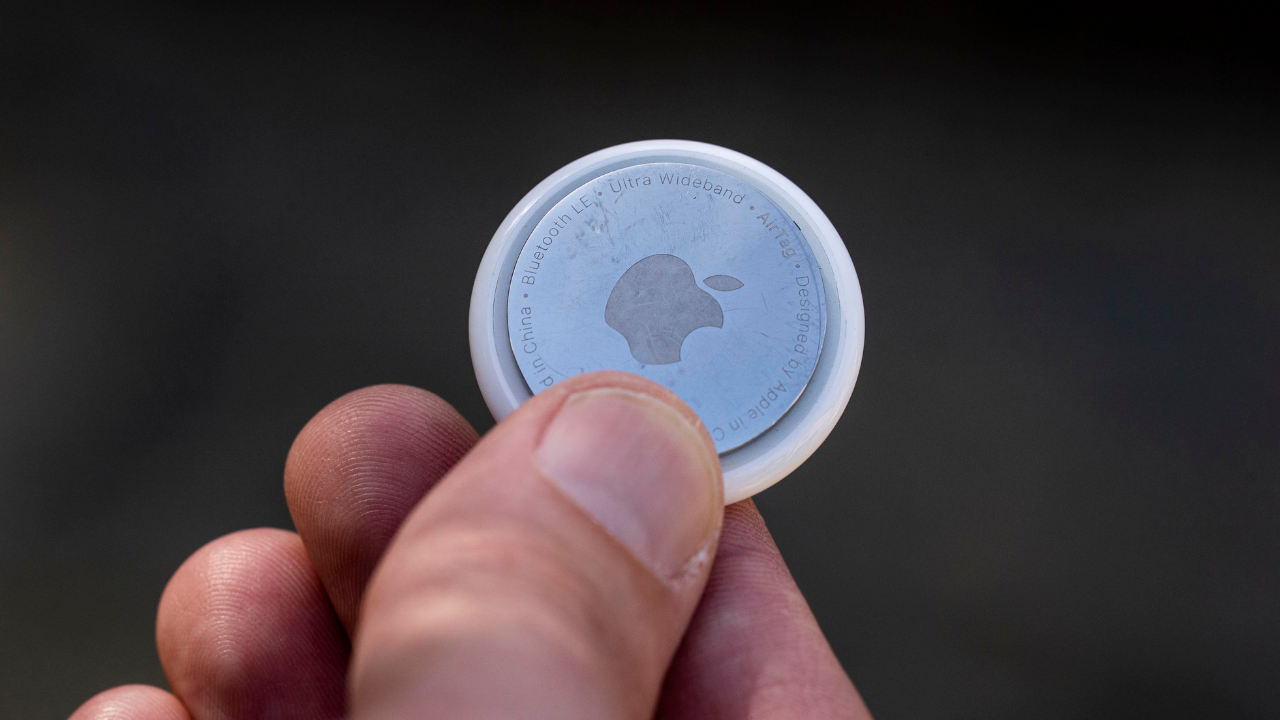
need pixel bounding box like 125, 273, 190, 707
469, 140, 864, 503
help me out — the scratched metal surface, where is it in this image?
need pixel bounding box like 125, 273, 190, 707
507, 163, 826, 453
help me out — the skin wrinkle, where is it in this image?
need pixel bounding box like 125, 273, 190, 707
359, 587, 609, 692
366, 520, 660, 681
391, 488, 662, 636
354, 555, 634, 716
353, 613, 619, 720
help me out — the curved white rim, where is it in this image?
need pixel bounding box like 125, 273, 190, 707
469, 140, 864, 503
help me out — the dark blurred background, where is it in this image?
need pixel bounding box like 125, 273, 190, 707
2, 3, 1277, 718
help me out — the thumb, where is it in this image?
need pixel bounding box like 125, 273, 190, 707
349, 372, 724, 720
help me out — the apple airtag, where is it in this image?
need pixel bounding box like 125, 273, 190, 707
471, 141, 864, 502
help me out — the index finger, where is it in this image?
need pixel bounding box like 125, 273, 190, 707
284, 384, 480, 631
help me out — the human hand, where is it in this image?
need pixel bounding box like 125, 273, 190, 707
70, 372, 870, 719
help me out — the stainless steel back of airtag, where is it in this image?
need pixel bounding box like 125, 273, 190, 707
506, 163, 826, 453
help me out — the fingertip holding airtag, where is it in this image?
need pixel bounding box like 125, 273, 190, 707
469, 141, 864, 503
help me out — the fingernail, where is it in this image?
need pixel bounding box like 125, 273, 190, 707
534, 388, 721, 580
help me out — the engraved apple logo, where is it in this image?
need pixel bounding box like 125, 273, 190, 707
604, 254, 743, 365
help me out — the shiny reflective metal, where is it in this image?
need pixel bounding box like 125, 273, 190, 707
506, 163, 826, 453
